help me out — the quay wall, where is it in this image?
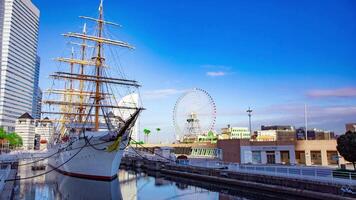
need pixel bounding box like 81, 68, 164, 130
121, 157, 355, 199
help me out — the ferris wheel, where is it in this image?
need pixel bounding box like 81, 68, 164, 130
173, 88, 216, 140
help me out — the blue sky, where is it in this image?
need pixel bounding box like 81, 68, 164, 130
33, 0, 356, 142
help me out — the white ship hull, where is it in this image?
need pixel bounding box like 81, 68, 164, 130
48, 131, 130, 181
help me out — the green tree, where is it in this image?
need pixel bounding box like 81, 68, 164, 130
0, 128, 23, 148
156, 128, 161, 134
143, 129, 151, 144
0, 128, 6, 139
337, 131, 356, 170
6, 132, 23, 147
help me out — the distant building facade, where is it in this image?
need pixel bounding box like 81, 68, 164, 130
219, 126, 250, 140
295, 140, 345, 166
261, 125, 295, 131
0, 0, 40, 131
346, 123, 356, 132
217, 139, 296, 165
35, 118, 54, 142
296, 127, 334, 140
256, 125, 296, 142
35, 117, 54, 149
230, 127, 250, 139
15, 113, 36, 150
254, 129, 296, 142
217, 139, 346, 167
15, 113, 54, 150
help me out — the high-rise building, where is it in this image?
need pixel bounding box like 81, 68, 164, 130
32, 56, 41, 118
32, 87, 42, 119
0, 0, 40, 131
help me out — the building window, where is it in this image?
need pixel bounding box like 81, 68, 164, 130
295, 151, 306, 165
311, 151, 322, 165
280, 151, 290, 164
327, 151, 338, 165
266, 151, 275, 164
252, 151, 261, 164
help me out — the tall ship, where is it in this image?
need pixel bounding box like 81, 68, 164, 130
44, 1, 143, 180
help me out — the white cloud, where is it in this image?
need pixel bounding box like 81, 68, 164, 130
201, 65, 231, 70
206, 71, 226, 77
307, 88, 356, 98
143, 89, 187, 99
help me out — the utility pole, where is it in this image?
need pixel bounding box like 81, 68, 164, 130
247, 107, 253, 136
304, 104, 308, 140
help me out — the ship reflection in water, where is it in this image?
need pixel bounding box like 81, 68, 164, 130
15, 165, 283, 200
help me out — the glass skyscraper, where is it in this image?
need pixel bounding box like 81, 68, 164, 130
0, 0, 40, 131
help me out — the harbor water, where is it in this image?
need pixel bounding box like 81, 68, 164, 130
13, 164, 303, 200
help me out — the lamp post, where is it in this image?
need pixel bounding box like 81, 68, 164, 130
304, 104, 308, 140
247, 107, 253, 136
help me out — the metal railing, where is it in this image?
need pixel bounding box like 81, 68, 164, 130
124, 150, 356, 187
191, 160, 356, 186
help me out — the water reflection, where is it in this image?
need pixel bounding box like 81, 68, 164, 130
16, 165, 122, 200
119, 170, 227, 200
15, 165, 300, 200
16, 165, 235, 200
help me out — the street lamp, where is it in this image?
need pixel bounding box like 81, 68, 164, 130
247, 107, 253, 136
304, 104, 308, 140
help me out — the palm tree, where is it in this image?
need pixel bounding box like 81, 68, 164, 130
143, 129, 151, 144
155, 128, 161, 143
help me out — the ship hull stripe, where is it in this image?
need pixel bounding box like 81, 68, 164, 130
49, 164, 117, 181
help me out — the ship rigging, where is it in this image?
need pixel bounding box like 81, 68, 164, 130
42, 0, 143, 138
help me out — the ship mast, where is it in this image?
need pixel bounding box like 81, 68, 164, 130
94, 1, 104, 131
78, 23, 87, 124
43, 0, 139, 135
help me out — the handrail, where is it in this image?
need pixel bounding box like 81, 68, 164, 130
195, 161, 356, 186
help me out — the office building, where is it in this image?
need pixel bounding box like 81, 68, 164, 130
32, 56, 41, 118
0, 0, 40, 131
33, 87, 42, 119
